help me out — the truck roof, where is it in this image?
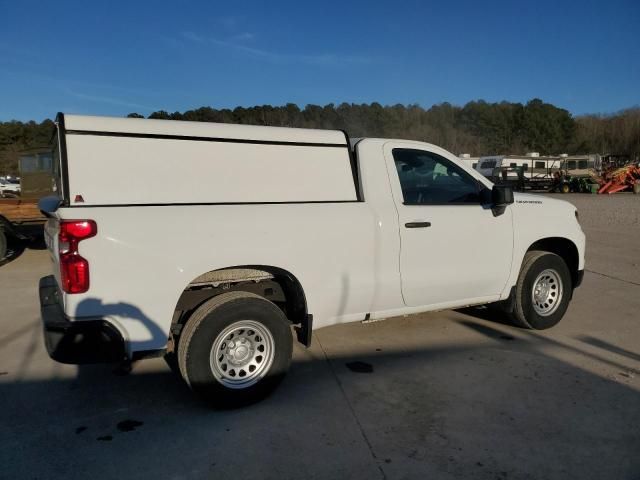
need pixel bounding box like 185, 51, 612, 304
62, 114, 348, 147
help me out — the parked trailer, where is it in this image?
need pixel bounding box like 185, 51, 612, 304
476, 153, 563, 190
559, 154, 601, 177
458, 153, 479, 170
0, 148, 56, 260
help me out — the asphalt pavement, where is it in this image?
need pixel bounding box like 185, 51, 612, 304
1, 193, 638, 479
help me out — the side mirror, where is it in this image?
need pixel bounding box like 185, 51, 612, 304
491, 185, 513, 216
492, 184, 514, 206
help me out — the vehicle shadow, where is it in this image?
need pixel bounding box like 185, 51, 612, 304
1, 313, 639, 480
576, 334, 640, 363
73, 298, 168, 356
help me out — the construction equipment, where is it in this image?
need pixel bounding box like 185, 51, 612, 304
597, 163, 640, 194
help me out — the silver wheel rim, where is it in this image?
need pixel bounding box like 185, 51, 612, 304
531, 268, 563, 316
210, 320, 275, 389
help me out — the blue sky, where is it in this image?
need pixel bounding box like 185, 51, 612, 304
1, 0, 638, 121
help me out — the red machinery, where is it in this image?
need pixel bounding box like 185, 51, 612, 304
597, 163, 640, 194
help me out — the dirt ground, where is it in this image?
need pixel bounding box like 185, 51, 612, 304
0, 193, 639, 479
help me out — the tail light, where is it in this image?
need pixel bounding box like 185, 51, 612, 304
59, 220, 97, 294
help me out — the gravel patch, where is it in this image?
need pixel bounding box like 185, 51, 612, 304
538, 193, 640, 229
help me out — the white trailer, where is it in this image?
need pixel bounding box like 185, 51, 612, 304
458, 153, 480, 170
560, 154, 601, 176
476, 153, 563, 189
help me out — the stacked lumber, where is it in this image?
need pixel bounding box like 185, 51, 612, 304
0, 198, 45, 223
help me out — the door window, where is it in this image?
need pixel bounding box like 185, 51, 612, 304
392, 148, 480, 204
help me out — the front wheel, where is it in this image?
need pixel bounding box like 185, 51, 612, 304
177, 291, 293, 408
510, 251, 572, 329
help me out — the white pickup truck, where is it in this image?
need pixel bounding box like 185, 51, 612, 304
39, 114, 585, 407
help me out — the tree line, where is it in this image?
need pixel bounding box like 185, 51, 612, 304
1, 99, 639, 174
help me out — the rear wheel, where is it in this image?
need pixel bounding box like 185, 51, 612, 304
560, 183, 570, 194
510, 251, 572, 329
177, 291, 292, 408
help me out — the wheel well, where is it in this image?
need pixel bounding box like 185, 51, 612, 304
171, 265, 311, 346
527, 237, 580, 287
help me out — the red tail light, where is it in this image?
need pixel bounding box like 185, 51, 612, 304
59, 220, 97, 294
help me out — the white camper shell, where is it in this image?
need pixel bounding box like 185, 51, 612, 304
61, 115, 358, 205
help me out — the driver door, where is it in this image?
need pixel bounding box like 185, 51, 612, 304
384, 142, 513, 308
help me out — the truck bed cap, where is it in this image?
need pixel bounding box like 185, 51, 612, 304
62, 114, 348, 146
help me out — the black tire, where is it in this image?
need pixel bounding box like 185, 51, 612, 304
0, 228, 7, 261
510, 251, 572, 330
177, 291, 292, 408
560, 183, 570, 194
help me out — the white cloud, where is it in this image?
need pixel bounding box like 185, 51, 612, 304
65, 90, 152, 110
180, 31, 372, 67
230, 32, 255, 42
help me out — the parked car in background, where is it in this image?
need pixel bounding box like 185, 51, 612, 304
0, 177, 21, 197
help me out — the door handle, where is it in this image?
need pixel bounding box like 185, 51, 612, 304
405, 221, 431, 228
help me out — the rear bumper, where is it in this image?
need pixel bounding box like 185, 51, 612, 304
39, 275, 125, 364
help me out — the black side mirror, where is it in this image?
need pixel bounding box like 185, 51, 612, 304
491, 185, 514, 216
492, 184, 514, 206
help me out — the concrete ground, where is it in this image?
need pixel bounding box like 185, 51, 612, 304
1, 194, 639, 480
